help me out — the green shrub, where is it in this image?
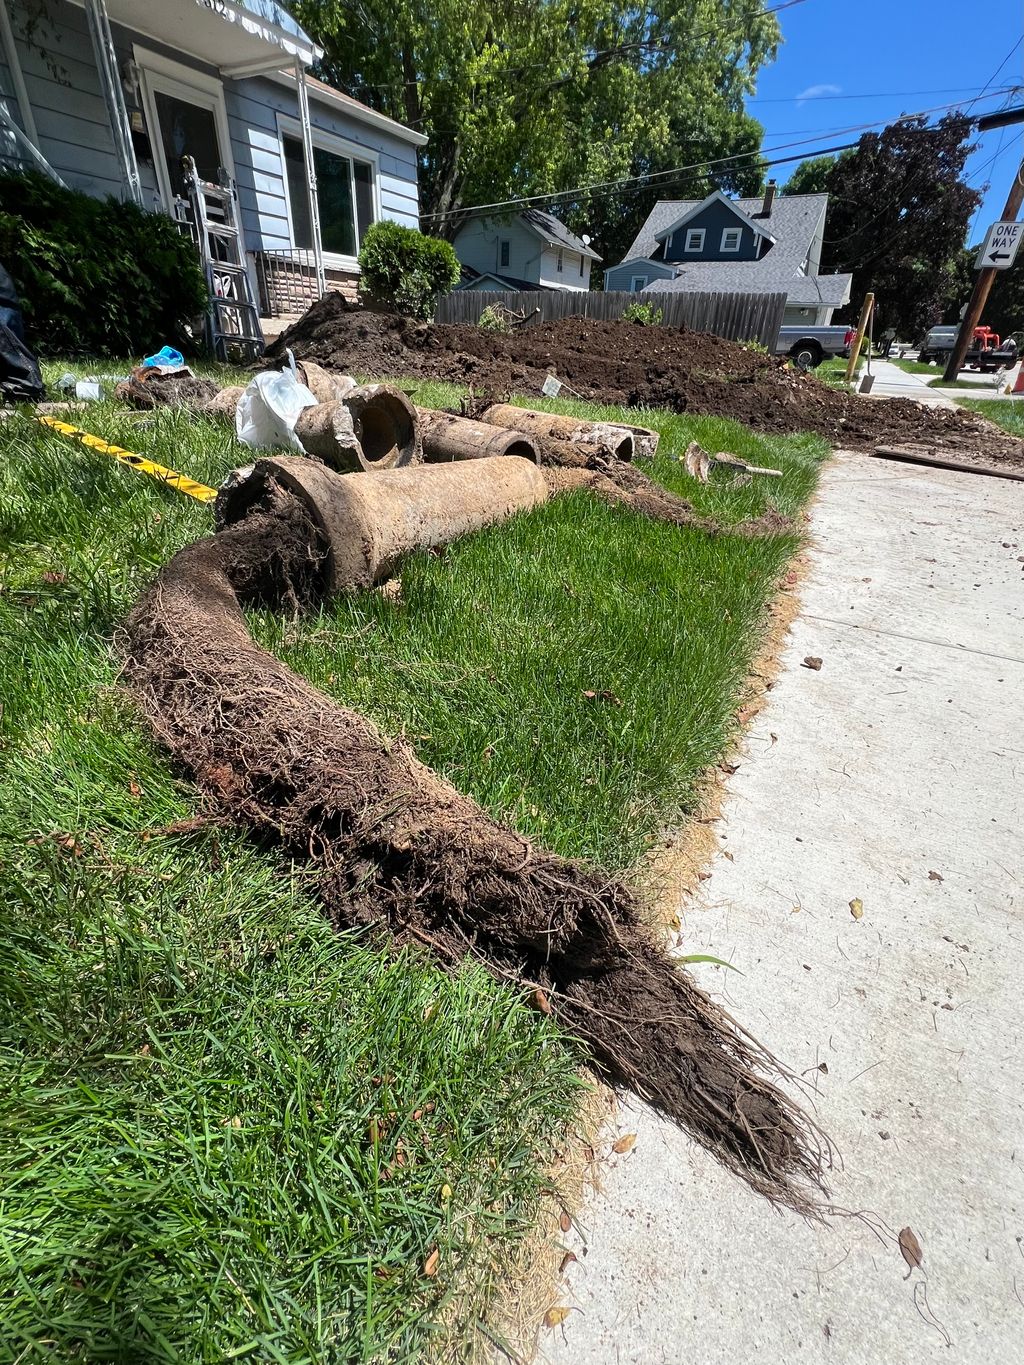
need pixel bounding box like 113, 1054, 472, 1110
0, 171, 208, 357
358, 220, 460, 319
621, 300, 663, 326
478, 303, 511, 332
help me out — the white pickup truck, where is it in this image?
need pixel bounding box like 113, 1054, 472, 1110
773, 325, 856, 369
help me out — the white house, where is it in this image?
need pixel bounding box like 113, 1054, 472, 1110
0, 0, 426, 316
604, 184, 852, 325
453, 209, 599, 293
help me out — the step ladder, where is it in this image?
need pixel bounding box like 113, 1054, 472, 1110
174, 156, 265, 363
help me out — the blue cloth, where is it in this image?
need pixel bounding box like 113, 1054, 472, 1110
142, 346, 184, 368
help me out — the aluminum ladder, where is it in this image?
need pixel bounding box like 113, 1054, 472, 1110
176, 157, 265, 363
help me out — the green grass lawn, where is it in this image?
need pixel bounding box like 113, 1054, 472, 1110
886, 356, 937, 375
1, 364, 828, 1361
956, 396, 1024, 436
926, 373, 1011, 391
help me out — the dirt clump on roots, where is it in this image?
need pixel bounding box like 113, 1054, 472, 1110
266, 294, 1024, 465
121, 483, 829, 1210
116, 367, 220, 411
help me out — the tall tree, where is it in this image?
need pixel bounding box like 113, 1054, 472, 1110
290, 1, 779, 264
784, 116, 980, 336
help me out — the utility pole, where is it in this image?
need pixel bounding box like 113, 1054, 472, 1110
943, 114, 1024, 383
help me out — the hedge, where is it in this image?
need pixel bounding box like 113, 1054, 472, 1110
357, 221, 460, 319
0, 171, 208, 357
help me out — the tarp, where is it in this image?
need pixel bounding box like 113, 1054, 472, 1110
0, 321, 44, 403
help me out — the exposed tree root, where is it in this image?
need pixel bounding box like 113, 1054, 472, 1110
120, 487, 828, 1211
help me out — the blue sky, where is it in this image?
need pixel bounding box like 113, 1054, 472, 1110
752, 0, 1024, 245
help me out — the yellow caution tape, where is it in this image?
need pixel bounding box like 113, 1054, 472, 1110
36, 416, 217, 504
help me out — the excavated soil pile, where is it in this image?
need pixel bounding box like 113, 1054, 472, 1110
122, 482, 829, 1210
268, 295, 1024, 466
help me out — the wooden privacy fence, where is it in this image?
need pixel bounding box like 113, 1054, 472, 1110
434, 289, 787, 346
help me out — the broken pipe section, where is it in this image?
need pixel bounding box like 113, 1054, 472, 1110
217, 455, 549, 592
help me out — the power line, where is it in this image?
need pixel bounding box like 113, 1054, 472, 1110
749, 83, 1022, 104
962, 34, 1023, 117
420, 92, 1011, 224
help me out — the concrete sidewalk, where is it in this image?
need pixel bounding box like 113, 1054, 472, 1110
545, 451, 1024, 1365
861, 358, 958, 407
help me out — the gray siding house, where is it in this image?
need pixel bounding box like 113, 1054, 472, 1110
454, 210, 599, 293
605, 185, 852, 325
0, 0, 424, 315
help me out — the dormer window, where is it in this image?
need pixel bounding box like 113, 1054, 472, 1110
721, 227, 742, 253
684, 228, 705, 252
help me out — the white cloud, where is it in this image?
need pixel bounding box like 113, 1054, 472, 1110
796, 83, 842, 104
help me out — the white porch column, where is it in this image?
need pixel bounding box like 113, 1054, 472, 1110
294, 56, 326, 299
83, 0, 143, 207
0, 2, 39, 149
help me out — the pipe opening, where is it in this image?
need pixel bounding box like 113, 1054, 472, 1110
506, 437, 539, 461
354, 393, 416, 465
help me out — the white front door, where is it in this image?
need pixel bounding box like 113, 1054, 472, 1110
135, 48, 235, 209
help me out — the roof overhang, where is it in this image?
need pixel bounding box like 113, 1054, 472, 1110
266, 70, 428, 145
654, 190, 776, 246
612, 256, 679, 273
76, 0, 321, 74
519, 212, 601, 261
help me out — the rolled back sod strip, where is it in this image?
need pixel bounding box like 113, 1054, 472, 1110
482, 402, 636, 461
416, 408, 540, 463
123, 458, 830, 1209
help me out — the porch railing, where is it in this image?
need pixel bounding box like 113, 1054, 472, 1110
254, 249, 326, 317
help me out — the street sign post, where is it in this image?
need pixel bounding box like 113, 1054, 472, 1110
975, 220, 1022, 270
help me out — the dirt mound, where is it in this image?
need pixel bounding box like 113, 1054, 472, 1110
268, 296, 1024, 466
122, 485, 829, 1210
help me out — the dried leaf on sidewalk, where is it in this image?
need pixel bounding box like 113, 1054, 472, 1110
899, 1225, 923, 1272
928, 870, 944, 883
544, 1307, 571, 1328
612, 1133, 637, 1154
849, 898, 864, 920
802, 656, 823, 671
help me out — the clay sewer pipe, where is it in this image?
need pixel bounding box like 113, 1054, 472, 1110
481, 403, 635, 462
416, 409, 540, 463
202, 380, 421, 474
217, 454, 549, 593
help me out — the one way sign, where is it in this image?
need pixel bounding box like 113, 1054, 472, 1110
976, 220, 1022, 270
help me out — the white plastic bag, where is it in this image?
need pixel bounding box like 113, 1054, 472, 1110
235, 366, 317, 452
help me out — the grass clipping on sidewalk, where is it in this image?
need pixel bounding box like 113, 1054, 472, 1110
2, 384, 828, 1360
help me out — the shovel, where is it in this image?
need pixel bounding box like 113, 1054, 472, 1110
684, 441, 783, 483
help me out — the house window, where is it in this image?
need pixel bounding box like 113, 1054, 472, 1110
500, 239, 510, 268
556, 248, 564, 272
630, 275, 648, 292
684, 228, 705, 252
283, 133, 376, 261
720, 227, 742, 253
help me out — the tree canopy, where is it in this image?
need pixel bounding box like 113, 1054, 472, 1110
783, 115, 981, 337
290, 1, 780, 267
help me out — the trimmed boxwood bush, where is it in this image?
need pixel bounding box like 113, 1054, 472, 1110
357, 220, 460, 319
0, 171, 208, 356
